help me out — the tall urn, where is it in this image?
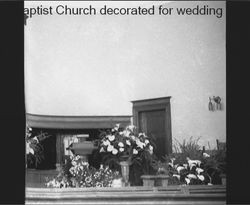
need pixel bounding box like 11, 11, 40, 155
119, 160, 130, 187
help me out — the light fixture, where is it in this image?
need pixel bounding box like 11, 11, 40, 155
208, 96, 222, 111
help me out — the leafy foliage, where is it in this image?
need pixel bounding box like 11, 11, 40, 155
26, 126, 50, 168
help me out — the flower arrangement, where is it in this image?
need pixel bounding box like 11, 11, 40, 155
46, 155, 121, 188
98, 124, 154, 166
26, 125, 50, 168
166, 155, 212, 185
153, 136, 226, 185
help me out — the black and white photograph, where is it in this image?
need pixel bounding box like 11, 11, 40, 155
24, 1, 226, 204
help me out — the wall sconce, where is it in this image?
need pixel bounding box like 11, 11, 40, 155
208, 96, 222, 111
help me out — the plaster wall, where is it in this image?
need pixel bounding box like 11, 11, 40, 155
25, 1, 226, 148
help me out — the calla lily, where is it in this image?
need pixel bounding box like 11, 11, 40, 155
185, 178, 191, 185
197, 175, 205, 181
173, 174, 180, 180
196, 167, 204, 175
177, 166, 185, 173
187, 174, 197, 179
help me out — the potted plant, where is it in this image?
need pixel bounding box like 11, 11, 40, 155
155, 137, 226, 186
97, 124, 155, 186
26, 125, 50, 169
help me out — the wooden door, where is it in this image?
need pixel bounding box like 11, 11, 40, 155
132, 97, 172, 159
139, 109, 167, 159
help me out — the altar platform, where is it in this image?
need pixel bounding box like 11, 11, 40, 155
26, 185, 226, 205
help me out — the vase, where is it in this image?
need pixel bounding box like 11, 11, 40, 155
120, 161, 130, 186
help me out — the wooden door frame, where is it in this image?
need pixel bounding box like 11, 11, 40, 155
131, 97, 172, 155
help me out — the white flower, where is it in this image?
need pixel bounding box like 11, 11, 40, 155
203, 152, 210, 158
100, 147, 105, 152
133, 149, 138, 155
113, 124, 120, 131
126, 140, 131, 146
145, 139, 149, 145
103, 140, 110, 146
119, 147, 124, 152
112, 148, 118, 155
127, 125, 135, 131
123, 130, 130, 137
136, 139, 145, 149
33, 136, 38, 143
28, 127, 32, 131
185, 178, 191, 185
187, 174, 197, 179
189, 163, 196, 170
107, 145, 114, 152
197, 175, 205, 181
177, 166, 185, 173
138, 133, 146, 138
83, 162, 89, 167
149, 145, 153, 154
173, 174, 180, 180
29, 148, 34, 155
168, 158, 175, 168
118, 142, 124, 147
72, 161, 77, 166
108, 135, 115, 141
183, 164, 188, 169
187, 158, 201, 167
196, 167, 204, 175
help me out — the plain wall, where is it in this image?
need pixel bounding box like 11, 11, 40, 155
25, 1, 226, 148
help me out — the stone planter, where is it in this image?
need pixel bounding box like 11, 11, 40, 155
67, 135, 97, 162
141, 175, 169, 187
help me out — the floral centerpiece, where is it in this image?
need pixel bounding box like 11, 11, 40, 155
46, 154, 121, 188
98, 124, 154, 165
98, 124, 155, 186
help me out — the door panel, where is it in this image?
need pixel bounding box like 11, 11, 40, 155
139, 109, 166, 159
